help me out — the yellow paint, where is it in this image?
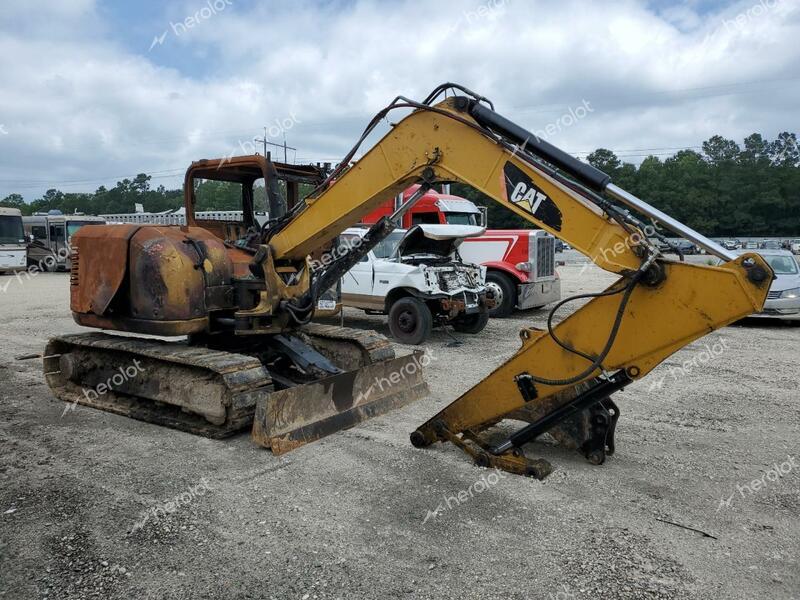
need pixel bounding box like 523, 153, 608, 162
271, 99, 640, 273
263, 97, 772, 435
430, 255, 770, 433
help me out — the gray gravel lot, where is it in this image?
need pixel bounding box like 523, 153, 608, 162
0, 257, 798, 600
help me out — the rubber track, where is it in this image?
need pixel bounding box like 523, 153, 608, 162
301, 323, 395, 363
44, 333, 272, 438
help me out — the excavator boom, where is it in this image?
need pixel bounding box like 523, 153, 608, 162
262, 86, 771, 475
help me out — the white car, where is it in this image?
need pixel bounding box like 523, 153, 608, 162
339, 224, 492, 344
720, 250, 800, 321
757, 251, 800, 321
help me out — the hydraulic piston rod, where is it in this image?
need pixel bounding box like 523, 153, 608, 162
605, 184, 737, 261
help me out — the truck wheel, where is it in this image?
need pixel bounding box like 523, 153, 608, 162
40, 256, 58, 272
485, 272, 516, 318
452, 310, 489, 334
388, 297, 433, 345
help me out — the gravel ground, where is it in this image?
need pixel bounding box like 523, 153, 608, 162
0, 256, 798, 600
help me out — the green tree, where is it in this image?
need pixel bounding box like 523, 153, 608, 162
0, 193, 28, 214
586, 148, 621, 175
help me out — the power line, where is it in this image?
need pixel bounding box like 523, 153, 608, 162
5, 172, 186, 191
0, 167, 186, 185
0, 136, 783, 193
254, 127, 296, 163
570, 145, 705, 156
510, 75, 800, 113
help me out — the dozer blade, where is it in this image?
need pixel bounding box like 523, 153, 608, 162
252, 351, 429, 454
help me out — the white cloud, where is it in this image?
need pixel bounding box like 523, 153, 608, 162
0, 0, 798, 199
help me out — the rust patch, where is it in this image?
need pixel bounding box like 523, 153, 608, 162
70, 224, 141, 315
268, 437, 306, 455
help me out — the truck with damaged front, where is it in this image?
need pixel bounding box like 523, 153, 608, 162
361, 185, 561, 317
338, 224, 493, 344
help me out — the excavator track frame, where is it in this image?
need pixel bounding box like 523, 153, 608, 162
44, 325, 428, 446
45, 333, 271, 438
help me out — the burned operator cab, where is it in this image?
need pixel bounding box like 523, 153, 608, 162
68, 155, 327, 337
183, 155, 335, 334
185, 155, 324, 247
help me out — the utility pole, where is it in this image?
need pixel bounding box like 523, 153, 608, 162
254, 129, 297, 163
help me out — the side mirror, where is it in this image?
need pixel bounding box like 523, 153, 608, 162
28, 234, 34, 243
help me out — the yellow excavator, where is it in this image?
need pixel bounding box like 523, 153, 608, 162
45, 83, 772, 477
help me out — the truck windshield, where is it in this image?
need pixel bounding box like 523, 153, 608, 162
0, 215, 25, 245
373, 231, 405, 259
445, 213, 477, 226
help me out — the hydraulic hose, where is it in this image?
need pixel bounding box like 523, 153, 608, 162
524, 266, 647, 388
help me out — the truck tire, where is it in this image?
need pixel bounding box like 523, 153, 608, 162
388, 297, 433, 345
485, 271, 516, 318
452, 310, 489, 334
41, 255, 58, 272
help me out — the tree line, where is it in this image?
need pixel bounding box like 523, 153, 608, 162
0, 175, 251, 217
2, 132, 798, 236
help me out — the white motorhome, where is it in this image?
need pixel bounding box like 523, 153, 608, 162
0, 207, 27, 273
23, 213, 106, 271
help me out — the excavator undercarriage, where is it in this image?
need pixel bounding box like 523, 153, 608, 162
46, 324, 427, 450
44, 83, 772, 477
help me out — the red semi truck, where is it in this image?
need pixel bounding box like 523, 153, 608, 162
361, 185, 561, 317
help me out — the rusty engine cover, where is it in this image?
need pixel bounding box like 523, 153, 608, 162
70, 224, 252, 336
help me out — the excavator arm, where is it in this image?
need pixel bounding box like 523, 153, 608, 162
263, 86, 773, 476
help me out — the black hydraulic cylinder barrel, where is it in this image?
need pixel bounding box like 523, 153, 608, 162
310, 184, 431, 299
461, 98, 612, 193
490, 371, 631, 454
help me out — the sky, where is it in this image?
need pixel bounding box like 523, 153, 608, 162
0, 0, 797, 200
